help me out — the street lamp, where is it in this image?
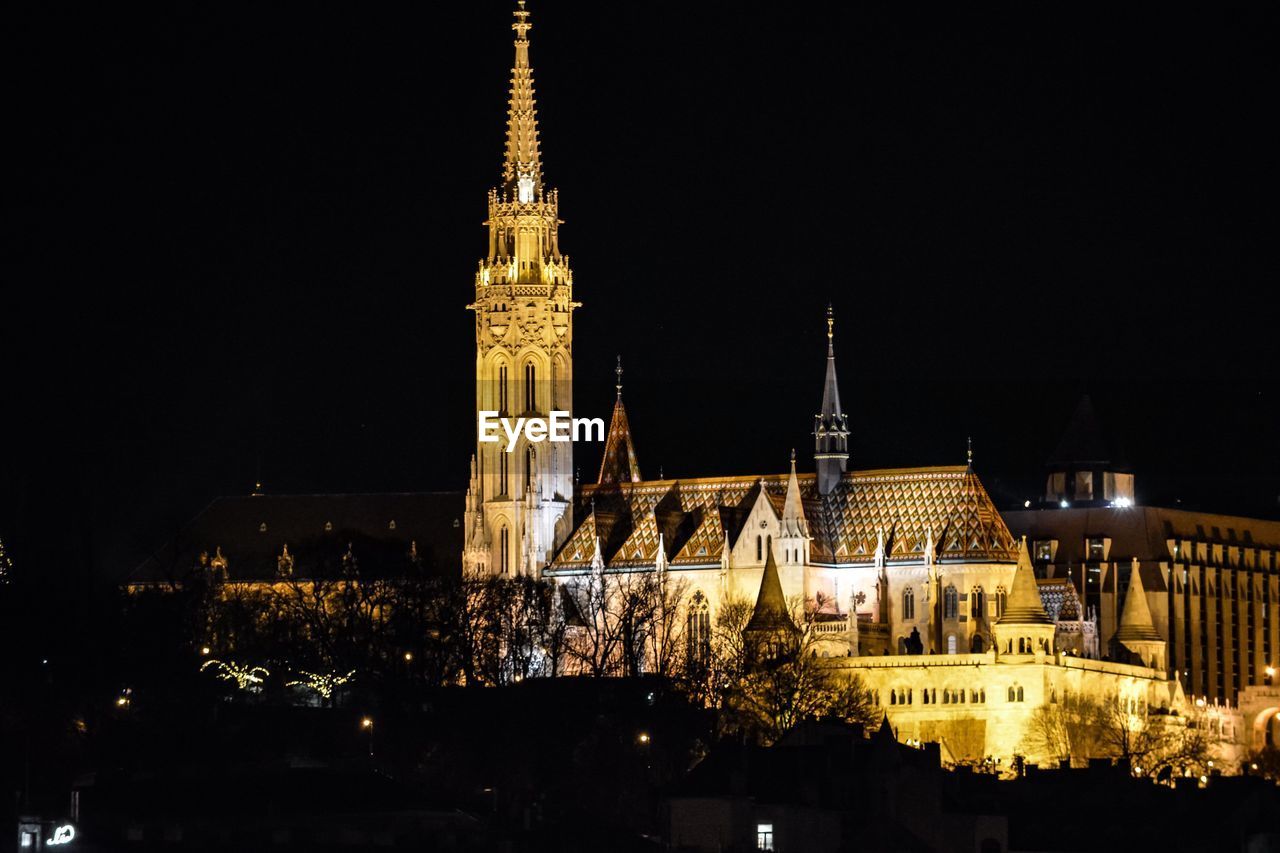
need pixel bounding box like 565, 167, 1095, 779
361, 717, 374, 757
1266, 665, 1276, 686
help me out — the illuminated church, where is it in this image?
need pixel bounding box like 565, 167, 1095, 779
459, 3, 1245, 767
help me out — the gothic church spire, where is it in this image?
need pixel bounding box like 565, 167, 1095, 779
814, 304, 850, 495
503, 1, 543, 202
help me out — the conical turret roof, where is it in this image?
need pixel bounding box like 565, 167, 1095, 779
745, 546, 797, 634
1114, 558, 1163, 643
997, 538, 1053, 626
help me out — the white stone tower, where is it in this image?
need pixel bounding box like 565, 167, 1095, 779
463, 2, 576, 576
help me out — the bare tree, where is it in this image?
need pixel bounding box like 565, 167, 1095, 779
1022, 692, 1103, 767
718, 596, 876, 744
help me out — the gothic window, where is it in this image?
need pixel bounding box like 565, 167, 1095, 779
525, 362, 537, 413
500, 453, 509, 495
944, 585, 958, 619
499, 527, 510, 574
903, 587, 915, 620
947, 634, 957, 655
971, 634, 985, 653
995, 586, 1007, 619
971, 586, 985, 618
498, 365, 508, 414
1008, 686, 1016, 702
525, 447, 534, 493
1017, 686, 1025, 701
756, 535, 763, 562
686, 592, 711, 670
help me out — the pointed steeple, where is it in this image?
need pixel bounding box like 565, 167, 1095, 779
745, 545, 798, 635
597, 356, 642, 484
780, 449, 808, 539
814, 304, 850, 496
1114, 558, 1162, 643
998, 538, 1053, 626
503, 1, 543, 202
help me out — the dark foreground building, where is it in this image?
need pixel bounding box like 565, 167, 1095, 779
663, 719, 1280, 853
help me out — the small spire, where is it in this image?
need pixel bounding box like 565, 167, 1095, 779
966, 436, 973, 471
615, 354, 623, 400
815, 305, 849, 495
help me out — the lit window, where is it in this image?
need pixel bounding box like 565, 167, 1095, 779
757, 824, 774, 851
1086, 538, 1105, 561
1034, 540, 1053, 562
903, 587, 915, 620
686, 592, 711, 670
944, 586, 958, 619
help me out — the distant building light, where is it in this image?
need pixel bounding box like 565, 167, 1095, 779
48, 825, 75, 846
1024, 500, 1031, 508
1060, 500, 1070, 509
1112, 497, 1134, 508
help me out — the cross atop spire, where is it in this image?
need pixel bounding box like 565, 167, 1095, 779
512, 0, 531, 39
615, 354, 624, 400
826, 302, 835, 357
503, 1, 542, 202
966, 436, 973, 471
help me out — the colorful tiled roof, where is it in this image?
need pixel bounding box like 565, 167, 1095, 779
548, 466, 1018, 572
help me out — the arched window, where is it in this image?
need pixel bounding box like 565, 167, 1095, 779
947, 634, 957, 655
971, 586, 985, 618
499, 526, 510, 574
1017, 686, 1025, 702
995, 586, 1007, 619
756, 535, 763, 562
944, 585, 958, 619
971, 634, 985, 654
525, 447, 534, 494
1007, 686, 1016, 702
498, 364, 508, 414
686, 592, 711, 670
499, 453, 509, 496
903, 587, 915, 620
890, 690, 897, 706
524, 362, 537, 413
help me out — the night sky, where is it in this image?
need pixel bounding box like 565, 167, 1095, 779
6, 4, 1277, 586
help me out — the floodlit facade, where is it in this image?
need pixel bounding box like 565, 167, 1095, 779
462, 1, 577, 577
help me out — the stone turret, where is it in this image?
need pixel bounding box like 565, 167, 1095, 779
1111, 557, 1166, 671
995, 538, 1055, 658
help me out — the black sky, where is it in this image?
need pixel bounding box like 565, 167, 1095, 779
5, 4, 1277, 583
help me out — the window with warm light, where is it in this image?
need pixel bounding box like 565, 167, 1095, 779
756, 824, 774, 851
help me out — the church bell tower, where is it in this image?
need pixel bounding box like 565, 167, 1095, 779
463, 2, 576, 576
